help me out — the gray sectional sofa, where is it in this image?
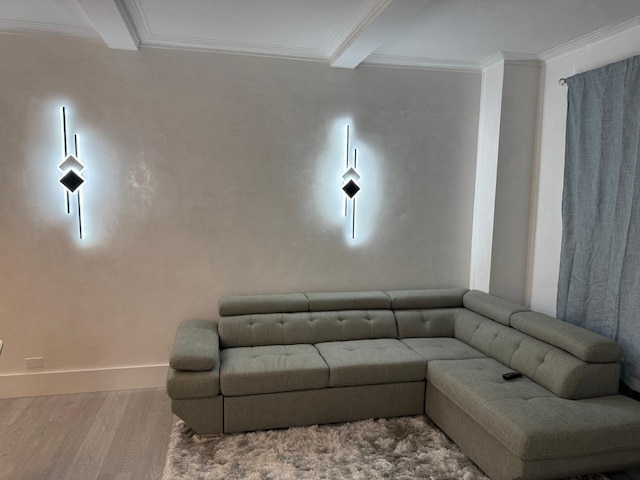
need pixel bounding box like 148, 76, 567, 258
166, 288, 640, 480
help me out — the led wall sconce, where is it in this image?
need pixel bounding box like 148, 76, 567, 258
58, 107, 85, 239
342, 125, 361, 239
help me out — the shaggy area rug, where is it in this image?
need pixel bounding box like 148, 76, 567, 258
162, 416, 609, 480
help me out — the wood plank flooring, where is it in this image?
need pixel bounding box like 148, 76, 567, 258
0, 388, 173, 480
0, 387, 639, 480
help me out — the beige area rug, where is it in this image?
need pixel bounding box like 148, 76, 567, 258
162, 415, 609, 480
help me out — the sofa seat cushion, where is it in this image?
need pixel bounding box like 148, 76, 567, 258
315, 339, 426, 387
402, 337, 486, 362
427, 357, 640, 461
220, 344, 329, 396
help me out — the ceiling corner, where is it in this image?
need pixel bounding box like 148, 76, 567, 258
76, 0, 139, 51
329, 0, 431, 69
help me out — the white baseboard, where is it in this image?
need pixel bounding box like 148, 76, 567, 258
0, 364, 169, 399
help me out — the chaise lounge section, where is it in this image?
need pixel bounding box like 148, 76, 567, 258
166, 288, 640, 480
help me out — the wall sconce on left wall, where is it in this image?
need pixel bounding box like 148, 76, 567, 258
58, 106, 85, 239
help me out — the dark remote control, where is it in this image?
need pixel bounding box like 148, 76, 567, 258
502, 372, 522, 380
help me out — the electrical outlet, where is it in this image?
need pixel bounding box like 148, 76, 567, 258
26, 357, 44, 369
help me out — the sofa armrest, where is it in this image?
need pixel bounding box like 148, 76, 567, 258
170, 319, 219, 371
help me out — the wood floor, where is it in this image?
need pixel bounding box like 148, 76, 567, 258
0, 388, 173, 480
0, 387, 639, 480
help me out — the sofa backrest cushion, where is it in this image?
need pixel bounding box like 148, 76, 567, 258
510, 311, 622, 363
394, 308, 459, 338
462, 290, 530, 326
306, 291, 390, 311
219, 293, 308, 316
386, 288, 467, 310
454, 309, 620, 399
218, 310, 398, 348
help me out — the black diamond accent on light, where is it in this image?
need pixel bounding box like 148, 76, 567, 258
342, 180, 360, 198
59, 170, 85, 193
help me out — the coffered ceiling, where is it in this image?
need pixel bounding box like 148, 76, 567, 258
1, 0, 639, 70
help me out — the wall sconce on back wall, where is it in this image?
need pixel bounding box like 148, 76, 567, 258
342, 125, 361, 240
316, 118, 380, 245
58, 106, 86, 239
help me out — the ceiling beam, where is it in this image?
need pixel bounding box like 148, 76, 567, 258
330, 0, 431, 69
76, 0, 139, 51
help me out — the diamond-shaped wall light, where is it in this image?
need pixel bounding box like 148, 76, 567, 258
58, 106, 87, 239
59, 154, 85, 173
342, 179, 360, 199
341, 167, 360, 183
59, 169, 85, 193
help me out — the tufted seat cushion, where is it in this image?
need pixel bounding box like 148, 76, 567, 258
220, 344, 329, 396
402, 337, 486, 362
315, 339, 426, 387
427, 357, 640, 460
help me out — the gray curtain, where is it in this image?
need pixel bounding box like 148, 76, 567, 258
557, 55, 640, 392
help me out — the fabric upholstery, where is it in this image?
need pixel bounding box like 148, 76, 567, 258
306, 291, 390, 311
386, 288, 467, 310
219, 293, 309, 316
511, 311, 622, 363
169, 319, 219, 371
427, 358, 640, 461
394, 308, 459, 338
219, 344, 328, 396
314, 339, 426, 387
454, 309, 620, 398
427, 383, 640, 480
166, 366, 220, 398
402, 337, 486, 362
171, 396, 224, 435
168, 287, 638, 478
463, 290, 530, 325
218, 310, 398, 348
224, 382, 425, 433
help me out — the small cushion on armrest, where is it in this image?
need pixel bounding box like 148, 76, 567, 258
170, 319, 219, 371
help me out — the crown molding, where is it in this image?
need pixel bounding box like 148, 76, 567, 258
127, 0, 326, 61
138, 35, 327, 61
363, 53, 481, 72
539, 14, 640, 63
480, 51, 542, 69
0, 18, 97, 39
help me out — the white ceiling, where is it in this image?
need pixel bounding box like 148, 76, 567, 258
1, 0, 639, 70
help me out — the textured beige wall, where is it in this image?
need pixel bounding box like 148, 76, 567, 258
0, 34, 480, 383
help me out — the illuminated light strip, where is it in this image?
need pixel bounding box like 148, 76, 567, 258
353, 148, 357, 239
78, 190, 83, 239
61, 107, 67, 158
75, 134, 83, 240
61, 107, 70, 213
344, 125, 349, 217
